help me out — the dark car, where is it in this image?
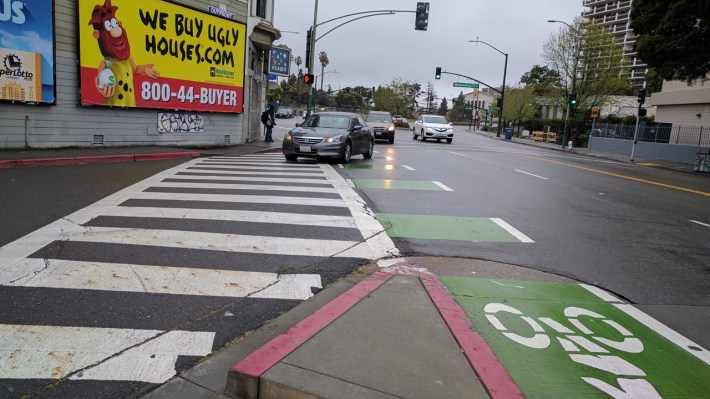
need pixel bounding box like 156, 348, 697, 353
282, 112, 374, 163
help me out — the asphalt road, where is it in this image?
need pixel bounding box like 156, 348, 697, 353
336, 126, 710, 349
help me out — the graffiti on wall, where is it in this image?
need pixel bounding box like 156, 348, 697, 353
158, 113, 204, 133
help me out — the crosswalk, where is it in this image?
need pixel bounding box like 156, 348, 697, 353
0, 153, 397, 397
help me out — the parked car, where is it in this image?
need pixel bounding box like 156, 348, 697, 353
282, 112, 374, 163
412, 114, 454, 143
392, 115, 409, 128
275, 107, 294, 118
366, 111, 396, 144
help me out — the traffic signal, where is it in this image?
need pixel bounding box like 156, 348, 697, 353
568, 93, 577, 106
435, 67, 441, 80
303, 74, 314, 85
637, 88, 646, 104
305, 28, 312, 69
415, 2, 429, 31
638, 108, 647, 117
496, 98, 502, 108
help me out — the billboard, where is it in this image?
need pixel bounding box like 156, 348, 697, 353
78, 0, 246, 113
268, 47, 290, 77
0, 0, 56, 104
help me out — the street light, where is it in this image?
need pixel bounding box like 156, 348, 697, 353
468, 38, 508, 137
547, 19, 580, 149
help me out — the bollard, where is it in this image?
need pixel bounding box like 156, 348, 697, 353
567, 140, 573, 150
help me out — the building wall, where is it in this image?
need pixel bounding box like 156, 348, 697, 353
0, 0, 248, 149
652, 79, 710, 127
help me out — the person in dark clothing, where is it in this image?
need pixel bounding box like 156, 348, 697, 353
261, 104, 276, 142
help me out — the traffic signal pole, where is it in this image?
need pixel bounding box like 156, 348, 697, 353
304, 5, 426, 118
305, 0, 318, 119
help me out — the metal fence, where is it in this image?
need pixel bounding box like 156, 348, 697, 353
589, 122, 710, 147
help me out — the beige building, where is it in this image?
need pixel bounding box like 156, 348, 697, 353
651, 80, 710, 126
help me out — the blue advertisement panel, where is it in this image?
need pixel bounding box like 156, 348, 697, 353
0, 0, 56, 104
268, 47, 290, 77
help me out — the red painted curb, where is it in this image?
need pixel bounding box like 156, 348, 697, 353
232, 271, 392, 378
133, 151, 201, 161
74, 155, 135, 165
0, 152, 201, 169
419, 273, 524, 399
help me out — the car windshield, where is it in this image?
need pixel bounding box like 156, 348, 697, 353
367, 113, 391, 123
301, 115, 351, 129
423, 116, 448, 124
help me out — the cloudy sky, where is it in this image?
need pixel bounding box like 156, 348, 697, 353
274, 0, 583, 102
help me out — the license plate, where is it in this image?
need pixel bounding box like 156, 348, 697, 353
299, 145, 311, 152
376, 132, 382, 136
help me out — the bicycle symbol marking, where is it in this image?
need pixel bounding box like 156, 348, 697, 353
484, 303, 662, 399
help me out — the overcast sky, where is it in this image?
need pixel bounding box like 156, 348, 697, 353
273, 0, 583, 102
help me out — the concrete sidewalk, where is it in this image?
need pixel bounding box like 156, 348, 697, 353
144, 257, 575, 399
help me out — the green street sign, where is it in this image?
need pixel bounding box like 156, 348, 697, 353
453, 82, 479, 88
488, 106, 494, 115
465, 106, 473, 111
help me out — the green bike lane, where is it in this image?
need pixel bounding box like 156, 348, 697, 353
439, 276, 710, 398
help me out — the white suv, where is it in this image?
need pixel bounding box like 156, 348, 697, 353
413, 115, 454, 143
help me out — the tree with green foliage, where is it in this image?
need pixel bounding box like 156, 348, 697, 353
543, 18, 632, 141
438, 97, 449, 116
520, 65, 561, 96
503, 85, 536, 135
373, 78, 421, 116
318, 51, 329, 91
447, 92, 467, 122
631, 0, 710, 83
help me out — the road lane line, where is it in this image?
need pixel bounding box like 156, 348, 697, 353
450, 151, 467, 157
184, 169, 326, 177
168, 175, 332, 185
522, 156, 710, 197
7, 258, 321, 300
190, 164, 319, 171
131, 192, 347, 207
690, 220, 710, 228
581, 284, 710, 366
0, 324, 214, 382
321, 164, 399, 259
151, 181, 337, 193
432, 181, 454, 191
60, 227, 370, 258
103, 207, 356, 228
490, 218, 534, 243
515, 169, 549, 180
403, 165, 415, 170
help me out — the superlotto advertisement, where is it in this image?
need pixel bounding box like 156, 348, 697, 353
78, 0, 246, 113
0, 0, 56, 104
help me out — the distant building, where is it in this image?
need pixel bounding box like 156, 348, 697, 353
582, 0, 647, 89
463, 90, 496, 122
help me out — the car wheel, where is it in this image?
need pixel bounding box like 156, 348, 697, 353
389, 137, 395, 144
413, 129, 417, 140
363, 139, 374, 158
285, 154, 298, 161
342, 141, 352, 163
446, 138, 453, 144
421, 130, 426, 141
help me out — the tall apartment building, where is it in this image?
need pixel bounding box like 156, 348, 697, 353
582, 0, 647, 89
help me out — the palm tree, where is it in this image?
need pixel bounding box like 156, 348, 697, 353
318, 51, 329, 91
294, 56, 302, 73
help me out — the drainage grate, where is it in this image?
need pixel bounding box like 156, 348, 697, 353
224, 135, 231, 145
92, 135, 104, 145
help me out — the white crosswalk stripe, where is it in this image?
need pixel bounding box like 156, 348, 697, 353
0, 153, 396, 388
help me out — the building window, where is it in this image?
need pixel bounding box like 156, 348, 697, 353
255, 0, 266, 19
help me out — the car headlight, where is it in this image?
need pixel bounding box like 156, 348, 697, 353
387, 126, 395, 131
325, 135, 343, 143
285, 133, 293, 142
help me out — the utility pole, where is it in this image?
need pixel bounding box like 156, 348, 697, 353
305, 0, 318, 118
